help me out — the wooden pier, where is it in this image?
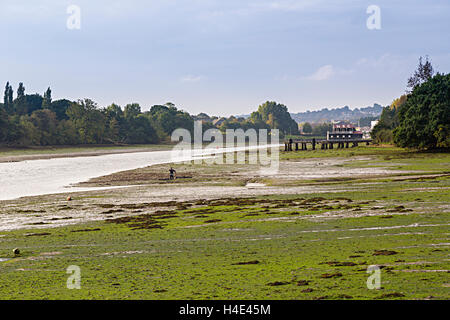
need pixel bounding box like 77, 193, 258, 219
283, 138, 372, 152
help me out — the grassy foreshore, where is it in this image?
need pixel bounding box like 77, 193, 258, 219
0, 146, 448, 299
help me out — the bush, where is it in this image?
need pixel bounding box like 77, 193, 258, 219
374, 129, 393, 144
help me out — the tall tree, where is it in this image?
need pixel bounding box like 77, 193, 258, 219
42, 87, 52, 109
4, 82, 9, 106
4, 82, 11, 111
17, 82, 25, 99
8, 85, 13, 106
407, 56, 434, 92
3, 82, 13, 113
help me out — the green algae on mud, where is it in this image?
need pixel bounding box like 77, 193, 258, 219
0, 190, 448, 300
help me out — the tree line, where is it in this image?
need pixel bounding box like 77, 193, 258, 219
0, 85, 299, 147
372, 56, 449, 149
0, 83, 198, 146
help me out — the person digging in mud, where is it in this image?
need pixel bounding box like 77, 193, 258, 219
169, 167, 177, 180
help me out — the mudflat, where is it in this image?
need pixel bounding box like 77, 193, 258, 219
0, 146, 448, 299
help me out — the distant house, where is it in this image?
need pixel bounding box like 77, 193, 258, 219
213, 117, 226, 127
370, 120, 379, 130
193, 113, 212, 123
358, 126, 372, 140
327, 122, 363, 141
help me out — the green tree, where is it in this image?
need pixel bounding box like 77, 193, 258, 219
17, 116, 40, 146
125, 114, 158, 144
374, 129, 393, 144
49, 99, 72, 120
2, 115, 22, 145
14, 94, 44, 116
312, 123, 332, 136
29, 109, 58, 145
42, 87, 52, 109
66, 99, 106, 144
2, 83, 7, 107
250, 101, 298, 135
124, 103, 141, 120
104, 103, 125, 143
0, 107, 9, 142
371, 96, 407, 143
146, 104, 194, 141
302, 122, 312, 134
55, 120, 80, 145
4, 82, 13, 113
407, 56, 434, 92
394, 73, 450, 149
17, 83, 25, 99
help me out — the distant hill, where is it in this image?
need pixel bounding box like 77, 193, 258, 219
290, 104, 383, 123
236, 104, 383, 123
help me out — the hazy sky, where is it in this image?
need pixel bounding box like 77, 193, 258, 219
1, 0, 449, 116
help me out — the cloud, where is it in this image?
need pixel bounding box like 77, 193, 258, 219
179, 75, 205, 83
306, 65, 335, 81
276, 64, 353, 82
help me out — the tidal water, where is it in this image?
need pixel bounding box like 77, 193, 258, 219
0, 145, 276, 201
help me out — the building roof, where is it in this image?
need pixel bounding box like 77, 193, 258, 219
334, 123, 356, 128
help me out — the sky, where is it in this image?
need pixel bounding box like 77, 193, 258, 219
1, 0, 449, 116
